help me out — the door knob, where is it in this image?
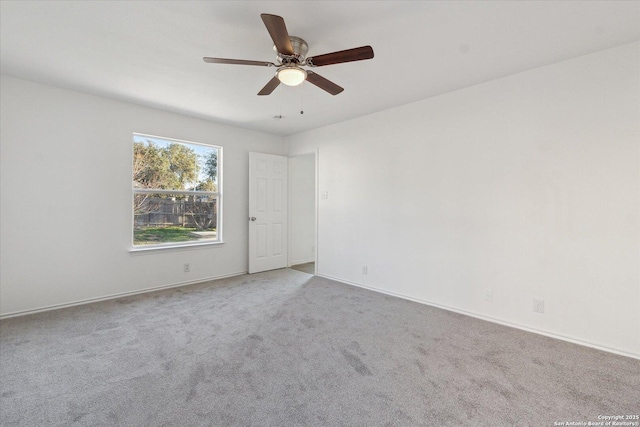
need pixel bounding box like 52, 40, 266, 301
249, 217, 256, 221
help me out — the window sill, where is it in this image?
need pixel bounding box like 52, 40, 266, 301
129, 240, 224, 255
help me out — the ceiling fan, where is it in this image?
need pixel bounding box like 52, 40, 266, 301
203, 13, 374, 96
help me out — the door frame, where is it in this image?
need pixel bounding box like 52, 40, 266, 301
287, 149, 319, 275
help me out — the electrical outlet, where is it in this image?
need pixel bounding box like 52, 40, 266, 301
183, 263, 190, 273
321, 191, 329, 200
311, 245, 315, 253
485, 289, 493, 302
533, 298, 545, 314
362, 266, 368, 275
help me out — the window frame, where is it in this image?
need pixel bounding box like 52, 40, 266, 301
130, 133, 223, 252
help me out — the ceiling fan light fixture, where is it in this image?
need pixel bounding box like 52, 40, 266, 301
277, 66, 307, 86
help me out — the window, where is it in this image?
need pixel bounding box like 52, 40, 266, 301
132, 133, 221, 249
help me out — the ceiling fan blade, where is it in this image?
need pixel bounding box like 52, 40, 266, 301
258, 76, 280, 96
306, 46, 374, 67
203, 57, 276, 67
261, 14, 294, 56
306, 71, 344, 95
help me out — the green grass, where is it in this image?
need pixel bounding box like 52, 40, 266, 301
134, 226, 215, 245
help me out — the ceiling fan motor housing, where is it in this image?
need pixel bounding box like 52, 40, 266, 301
274, 36, 308, 64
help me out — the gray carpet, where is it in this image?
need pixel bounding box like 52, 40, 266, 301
1, 269, 638, 426
290, 262, 315, 275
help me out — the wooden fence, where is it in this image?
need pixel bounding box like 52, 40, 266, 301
134, 196, 217, 229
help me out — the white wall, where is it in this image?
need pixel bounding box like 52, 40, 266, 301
287, 42, 640, 358
0, 75, 285, 316
288, 153, 316, 266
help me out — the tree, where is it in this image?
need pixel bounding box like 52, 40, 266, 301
133, 140, 199, 190
204, 150, 218, 183
195, 179, 217, 192
133, 142, 169, 214
186, 194, 216, 230
165, 143, 199, 189
133, 142, 171, 189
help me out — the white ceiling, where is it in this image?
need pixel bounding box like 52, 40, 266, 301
1, 1, 639, 136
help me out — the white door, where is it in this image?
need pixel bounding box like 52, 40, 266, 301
249, 152, 288, 273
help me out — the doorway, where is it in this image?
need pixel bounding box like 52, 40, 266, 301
288, 152, 317, 275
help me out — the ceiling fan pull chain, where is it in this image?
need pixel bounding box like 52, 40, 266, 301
280, 89, 284, 118
300, 83, 304, 115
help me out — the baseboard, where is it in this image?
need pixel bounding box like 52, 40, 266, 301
0, 271, 247, 320
317, 273, 640, 361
